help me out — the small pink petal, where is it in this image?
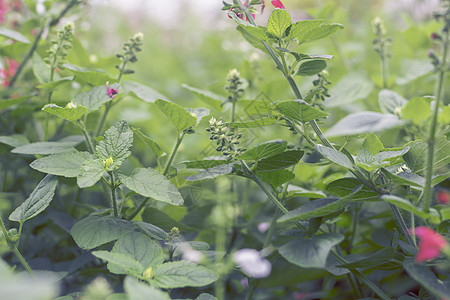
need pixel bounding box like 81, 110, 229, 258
271, 0, 285, 9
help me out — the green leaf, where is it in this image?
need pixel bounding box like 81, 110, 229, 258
70, 215, 135, 250
325, 112, 402, 137
402, 97, 431, 125
72, 84, 120, 112
155, 99, 197, 132
12, 141, 77, 155
133, 129, 164, 158
181, 158, 229, 169
267, 9, 292, 39
362, 133, 384, 155
134, 222, 168, 240
118, 168, 184, 206
92, 251, 144, 276
0, 95, 29, 110
124, 277, 171, 300
182, 84, 226, 111
36, 77, 73, 90
9, 175, 58, 223
42, 103, 88, 123
403, 258, 450, 298
374, 148, 409, 163
325, 178, 379, 202
381, 195, 430, 220
325, 74, 373, 108
229, 116, 276, 128
380, 169, 426, 188
124, 80, 169, 103
0, 135, 29, 148
196, 293, 218, 300
236, 25, 268, 53
356, 148, 381, 172
297, 60, 327, 76
438, 105, 450, 124
255, 150, 303, 171
288, 20, 324, 41
297, 24, 343, 44
187, 107, 210, 125
286, 185, 326, 198
151, 261, 218, 288
241, 140, 287, 161
109, 232, 164, 275
378, 89, 407, 115
77, 158, 105, 188
275, 100, 329, 123
0, 27, 30, 43
63, 63, 116, 86
32, 53, 51, 83
228, 12, 268, 41
396, 59, 434, 85
278, 234, 344, 268
337, 248, 397, 269
30, 151, 95, 178
315, 145, 354, 169
185, 163, 234, 181
258, 169, 295, 189
403, 137, 450, 174
96, 120, 133, 170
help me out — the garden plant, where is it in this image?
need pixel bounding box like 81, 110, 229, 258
0, 0, 450, 299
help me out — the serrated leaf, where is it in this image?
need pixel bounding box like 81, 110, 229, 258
70, 215, 135, 250
185, 163, 234, 181
267, 8, 292, 39
96, 120, 133, 170
279, 234, 344, 268
12, 141, 77, 155
155, 99, 197, 132
30, 151, 95, 178
356, 148, 380, 171
275, 100, 329, 123
255, 150, 303, 171
0, 27, 30, 43
325, 74, 373, 108
402, 97, 431, 125
118, 168, 184, 205
241, 140, 287, 161
42, 103, 88, 123
228, 12, 268, 41
297, 23, 343, 44
72, 84, 120, 112
9, 175, 58, 223
403, 137, 449, 174
124, 80, 169, 103
297, 60, 327, 76
92, 251, 144, 276
378, 89, 407, 114
229, 116, 276, 128
182, 84, 226, 111
133, 129, 164, 158
77, 158, 105, 188
325, 178, 379, 201
315, 145, 354, 169
362, 133, 384, 155
124, 277, 171, 300
151, 261, 218, 288
258, 169, 294, 189
288, 19, 324, 41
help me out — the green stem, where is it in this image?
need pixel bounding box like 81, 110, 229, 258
389, 203, 414, 246
127, 198, 149, 220
381, 48, 389, 89
163, 132, 186, 176
79, 121, 95, 153
0, 217, 34, 276
423, 28, 449, 213
17, 222, 23, 248
109, 171, 118, 218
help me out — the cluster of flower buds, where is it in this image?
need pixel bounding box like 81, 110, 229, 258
206, 117, 246, 161
225, 69, 245, 104
311, 70, 331, 108
115, 32, 144, 75
371, 17, 391, 59
222, 0, 265, 21
44, 22, 74, 68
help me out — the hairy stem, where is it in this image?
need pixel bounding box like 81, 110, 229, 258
109, 172, 118, 218
163, 132, 186, 176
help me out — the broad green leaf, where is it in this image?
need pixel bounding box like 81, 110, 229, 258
96, 120, 133, 170
124, 277, 171, 300
227, 12, 268, 41
278, 234, 344, 268
142, 207, 190, 232
255, 150, 303, 171
337, 248, 397, 269
0, 27, 29, 43
241, 140, 287, 161
0, 135, 29, 148
275, 100, 329, 123
133, 129, 164, 158
77, 158, 105, 188
70, 215, 135, 250
109, 232, 164, 275
325, 178, 379, 202
258, 169, 295, 189
267, 9, 292, 39
297, 60, 327, 76
32, 53, 51, 83
381, 195, 430, 220
362, 133, 384, 155
288, 20, 324, 40
403, 137, 450, 174
185, 163, 234, 181
118, 167, 184, 205
325, 112, 402, 137
42, 103, 88, 123
181, 158, 229, 169
182, 84, 226, 111
92, 251, 144, 276
378, 89, 407, 115
279, 197, 349, 223
9, 175, 58, 223
315, 145, 354, 169
236, 25, 268, 53
403, 258, 450, 298
286, 185, 326, 198
36, 77, 73, 90
72, 84, 120, 112
297, 24, 343, 44
134, 221, 168, 240
229, 116, 276, 128
196, 294, 218, 300
396, 59, 434, 85
325, 74, 373, 108
402, 97, 431, 124
124, 80, 169, 103
381, 169, 426, 188
12, 141, 77, 155
155, 99, 197, 132
438, 105, 450, 124
374, 148, 409, 163
30, 151, 95, 178
0, 95, 29, 110
151, 261, 218, 288
63, 63, 116, 86
187, 107, 210, 125
356, 148, 381, 172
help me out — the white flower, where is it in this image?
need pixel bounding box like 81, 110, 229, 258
233, 249, 271, 278
257, 222, 270, 233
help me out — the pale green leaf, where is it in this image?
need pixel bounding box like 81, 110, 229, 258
297, 60, 327, 76
124, 80, 169, 103
0, 27, 30, 43
402, 97, 431, 124
155, 99, 197, 132
124, 277, 171, 300
182, 84, 226, 111
378, 89, 407, 115
0, 135, 29, 148
315, 145, 354, 169
288, 20, 324, 40
12, 141, 77, 155
255, 150, 303, 171
133, 129, 164, 158
325, 74, 373, 108
275, 100, 329, 123
42, 103, 88, 123
92, 251, 144, 276
267, 9, 292, 39
297, 24, 343, 44
241, 140, 287, 161
72, 84, 120, 112
63, 63, 115, 86
151, 261, 218, 288
30, 151, 95, 178
362, 133, 384, 155
96, 120, 133, 170
77, 158, 105, 188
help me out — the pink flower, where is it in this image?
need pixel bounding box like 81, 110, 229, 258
233, 248, 271, 278
437, 190, 450, 205
0, 0, 10, 24
106, 82, 118, 98
257, 222, 270, 233
412, 226, 448, 262
1, 58, 19, 88
271, 0, 285, 9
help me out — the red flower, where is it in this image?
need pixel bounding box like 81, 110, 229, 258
0, 0, 10, 24
437, 190, 450, 205
271, 0, 285, 9
1, 58, 19, 88
412, 226, 448, 262
106, 82, 119, 98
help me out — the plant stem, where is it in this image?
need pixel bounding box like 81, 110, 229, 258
0, 217, 34, 276
163, 132, 186, 176
127, 198, 149, 220
423, 28, 449, 213
7, 0, 79, 88
108, 172, 119, 218
79, 121, 95, 153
